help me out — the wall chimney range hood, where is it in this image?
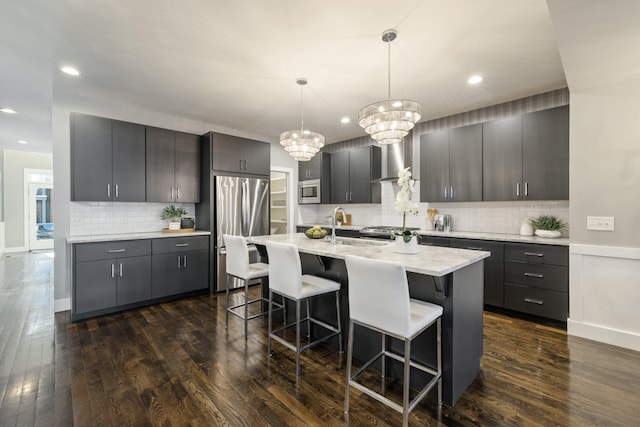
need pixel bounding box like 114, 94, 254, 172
379, 137, 413, 181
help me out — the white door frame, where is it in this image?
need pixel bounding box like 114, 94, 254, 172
23, 168, 53, 251
28, 183, 54, 250
270, 166, 295, 234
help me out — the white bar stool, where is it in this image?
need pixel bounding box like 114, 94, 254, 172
223, 234, 283, 339
344, 255, 443, 427
265, 241, 342, 378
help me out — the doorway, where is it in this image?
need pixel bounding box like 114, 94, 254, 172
269, 167, 294, 234
24, 169, 54, 251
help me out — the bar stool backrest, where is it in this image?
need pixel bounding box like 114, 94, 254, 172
265, 241, 303, 299
345, 255, 411, 337
223, 234, 249, 278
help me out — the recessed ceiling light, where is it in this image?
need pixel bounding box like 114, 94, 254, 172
340, 117, 351, 124
60, 66, 80, 76
468, 75, 483, 85
1, 108, 17, 114
17, 140, 28, 144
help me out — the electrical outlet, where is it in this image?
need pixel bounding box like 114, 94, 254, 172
586, 216, 614, 231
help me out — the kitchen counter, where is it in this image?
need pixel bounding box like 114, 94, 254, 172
248, 232, 486, 406
297, 224, 569, 246
67, 230, 211, 244
247, 233, 489, 277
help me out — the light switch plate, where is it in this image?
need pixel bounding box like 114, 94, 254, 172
586, 216, 614, 231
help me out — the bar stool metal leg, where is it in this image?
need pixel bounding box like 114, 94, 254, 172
244, 278, 249, 339
344, 319, 355, 414
268, 290, 273, 356
296, 299, 301, 378
225, 275, 231, 328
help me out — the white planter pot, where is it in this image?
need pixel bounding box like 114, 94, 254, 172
394, 235, 419, 254
534, 229, 561, 238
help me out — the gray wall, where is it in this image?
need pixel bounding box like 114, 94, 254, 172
2, 149, 53, 249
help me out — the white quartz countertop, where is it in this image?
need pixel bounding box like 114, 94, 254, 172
247, 233, 489, 277
297, 224, 569, 246
67, 230, 211, 244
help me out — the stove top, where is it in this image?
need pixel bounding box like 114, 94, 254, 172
360, 225, 420, 237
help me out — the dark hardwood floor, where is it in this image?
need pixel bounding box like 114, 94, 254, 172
1, 251, 639, 426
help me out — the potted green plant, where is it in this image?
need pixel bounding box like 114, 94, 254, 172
530, 215, 566, 238
161, 205, 188, 230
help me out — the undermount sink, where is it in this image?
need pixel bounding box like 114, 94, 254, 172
324, 237, 388, 247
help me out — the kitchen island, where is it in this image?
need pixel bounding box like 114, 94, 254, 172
247, 233, 490, 406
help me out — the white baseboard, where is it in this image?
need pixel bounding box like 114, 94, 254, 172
4, 246, 28, 253
54, 298, 71, 313
568, 319, 640, 352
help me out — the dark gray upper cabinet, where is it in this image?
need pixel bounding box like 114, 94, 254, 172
112, 120, 146, 201
330, 146, 381, 204
146, 127, 200, 203
420, 124, 482, 202
449, 124, 483, 201
71, 114, 146, 202
522, 106, 569, 200
420, 130, 449, 202
298, 152, 324, 180
482, 116, 523, 201
209, 132, 270, 176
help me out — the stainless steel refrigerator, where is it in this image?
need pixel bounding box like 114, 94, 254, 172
211, 175, 270, 291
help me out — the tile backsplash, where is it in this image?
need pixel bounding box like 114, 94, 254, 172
299, 181, 569, 237
70, 202, 196, 236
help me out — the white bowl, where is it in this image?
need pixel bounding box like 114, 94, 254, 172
535, 229, 561, 238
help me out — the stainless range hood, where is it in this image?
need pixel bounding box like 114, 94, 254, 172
379, 137, 413, 181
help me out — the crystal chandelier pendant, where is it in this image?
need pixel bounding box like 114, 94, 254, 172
280, 78, 325, 161
358, 29, 421, 145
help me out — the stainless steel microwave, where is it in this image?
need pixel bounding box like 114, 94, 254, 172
299, 179, 321, 204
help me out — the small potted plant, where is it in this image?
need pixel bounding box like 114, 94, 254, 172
162, 205, 188, 230
530, 215, 566, 238
392, 167, 420, 253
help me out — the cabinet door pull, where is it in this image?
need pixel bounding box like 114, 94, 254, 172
115, 184, 119, 198
524, 252, 544, 257
444, 186, 448, 199
345, 192, 349, 201
239, 160, 243, 170
176, 187, 180, 200
108, 249, 126, 253
524, 182, 528, 197
175, 243, 189, 247
177, 256, 181, 269
183, 255, 187, 268
450, 186, 454, 200
119, 263, 123, 277
111, 264, 115, 278
107, 184, 111, 198
524, 272, 544, 279
516, 182, 520, 197
349, 192, 353, 201
524, 297, 544, 305
243, 160, 247, 170
171, 187, 174, 200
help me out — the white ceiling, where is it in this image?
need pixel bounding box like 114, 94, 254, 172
0, 0, 567, 153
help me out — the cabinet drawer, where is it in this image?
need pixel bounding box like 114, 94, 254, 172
505, 243, 568, 266
74, 240, 151, 262
504, 284, 568, 321
504, 261, 568, 292
449, 239, 503, 259
152, 236, 209, 254
418, 236, 451, 247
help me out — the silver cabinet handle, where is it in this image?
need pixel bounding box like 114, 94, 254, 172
175, 243, 189, 247
444, 186, 448, 199
524, 272, 544, 278
516, 182, 520, 197
177, 256, 181, 269
107, 184, 111, 198
345, 192, 349, 201
115, 184, 119, 198
119, 263, 123, 277
243, 160, 247, 170
108, 249, 126, 253
524, 297, 544, 305
176, 187, 180, 200
183, 255, 187, 268
111, 264, 115, 278
349, 192, 353, 201
524, 182, 528, 197
524, 252, 544, 257
171, 187, 174, 200
450, 186, 454, 200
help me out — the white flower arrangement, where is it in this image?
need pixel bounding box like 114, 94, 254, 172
394, 167, 419, 241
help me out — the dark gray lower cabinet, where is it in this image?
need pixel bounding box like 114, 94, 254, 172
151, 236, 209, 298
72, 236, 209, 321
449, 239, 504, 308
